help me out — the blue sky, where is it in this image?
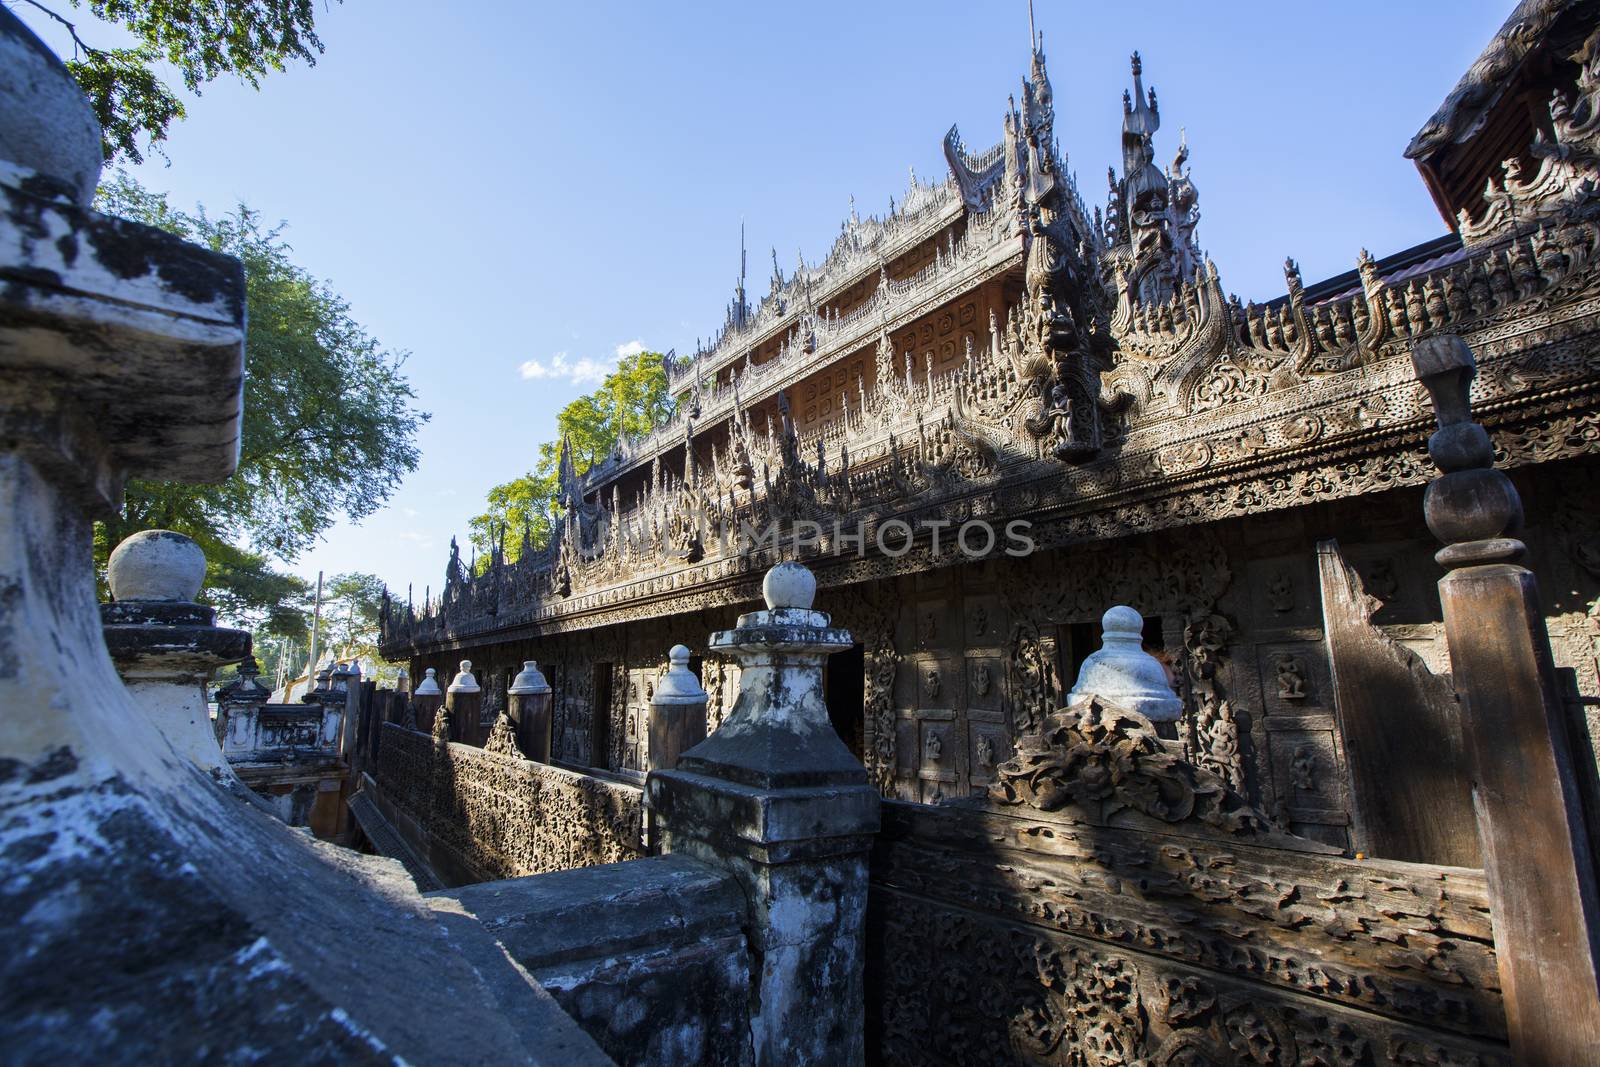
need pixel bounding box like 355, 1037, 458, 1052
20, 0, 1512, 600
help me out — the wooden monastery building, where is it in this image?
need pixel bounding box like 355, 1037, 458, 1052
380, 1, 1600, 865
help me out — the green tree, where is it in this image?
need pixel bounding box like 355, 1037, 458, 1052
18, 0, 335, 163
95, 173, 428, 640
470, 351, 673, 563
321, 571, 386, 661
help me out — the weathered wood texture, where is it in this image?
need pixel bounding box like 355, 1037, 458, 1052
866, 794, 1507, 1065
1438, 563, 1600, 1061
1316, 539, 1479, 866
447, 687, 483, 748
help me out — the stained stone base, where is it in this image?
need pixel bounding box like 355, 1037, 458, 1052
650, 767, 879, 1067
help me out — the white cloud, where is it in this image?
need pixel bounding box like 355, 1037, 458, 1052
518, 341, 648, 386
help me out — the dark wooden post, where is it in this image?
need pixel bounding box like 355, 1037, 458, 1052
1412, 334, 1600, 1061
647, 645, 708, 773
445, 660, 482, 747
411, 667, 441, 734
507, 660, 553, 761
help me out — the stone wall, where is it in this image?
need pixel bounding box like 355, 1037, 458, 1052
434, 855, 752, 1067
372, 722, 645, 885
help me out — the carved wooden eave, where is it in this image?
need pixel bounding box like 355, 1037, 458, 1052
590, 195, 1024, 489
382, 227, 1600, 657
1407, 0, 1599, 230
593, 44, 1091, 491
1408, 0, 1581, 162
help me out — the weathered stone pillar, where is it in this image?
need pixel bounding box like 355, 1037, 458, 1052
0, 18, 611, 1057
648, 563, 879, 1067
215, 655, 271, 756
1412, 334, 1600, 1061
101, 530, 250, 776
336, 659, 362, 759
508, 659, 553, 761
447, 659, 483, 746
412, 666, 442, 732
647, 644, 707, 772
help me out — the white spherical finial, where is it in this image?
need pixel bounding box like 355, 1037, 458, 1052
1102, 605, 1144, 638
414, 667, 441, 695
1068, 604, 1183, 721
655, 644, 707, 705
763, 562, 816, 610
448, 660, 480, 694
107, 530, 206, 603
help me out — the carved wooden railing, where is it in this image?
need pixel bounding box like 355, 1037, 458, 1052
372, 722, 644, 884
865, 699, 1507, 1065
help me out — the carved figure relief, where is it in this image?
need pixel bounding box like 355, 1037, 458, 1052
1266, 570, 1295, 613
976, 734, 996, 771
1274, 655, 1308, 700
925, 667, 942, 700
1291, 743, 1318, 792
973, 663, 993, 697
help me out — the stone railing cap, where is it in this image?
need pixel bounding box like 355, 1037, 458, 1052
508, 659, 551, 695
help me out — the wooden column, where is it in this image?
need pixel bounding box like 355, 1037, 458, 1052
1412, 334, 1600, 1062
508, 660, 553, 761
411, 667, 442, 734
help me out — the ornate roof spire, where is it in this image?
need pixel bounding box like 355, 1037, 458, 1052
1125, 52, 1159, 141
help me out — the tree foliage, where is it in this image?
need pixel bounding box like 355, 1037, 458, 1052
20, 0, 334, 163
321, 571, 386, 662
94, 173, 428, 639
470, 351, 673, 563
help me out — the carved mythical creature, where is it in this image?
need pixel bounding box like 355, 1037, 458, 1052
991, 697, 1267, 834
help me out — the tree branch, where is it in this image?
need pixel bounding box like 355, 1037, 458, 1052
14, 0, 102, 59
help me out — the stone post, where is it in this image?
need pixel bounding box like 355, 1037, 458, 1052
508, 660, 553, 761
215, 655, 271, 756
447, 659, 483, 747
336, 659, 362, 759
1412, 334, 1600, 1061
648, 562, 880, 1067
412, 666, 443, 733
101, 530, 251, 776
647, 645, 708, 772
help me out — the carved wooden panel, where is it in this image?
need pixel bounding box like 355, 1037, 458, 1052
374, 723, 644, 880
866, 797, 1508, 1066
892, 567, 1017, 801
622, 668, 654, 773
